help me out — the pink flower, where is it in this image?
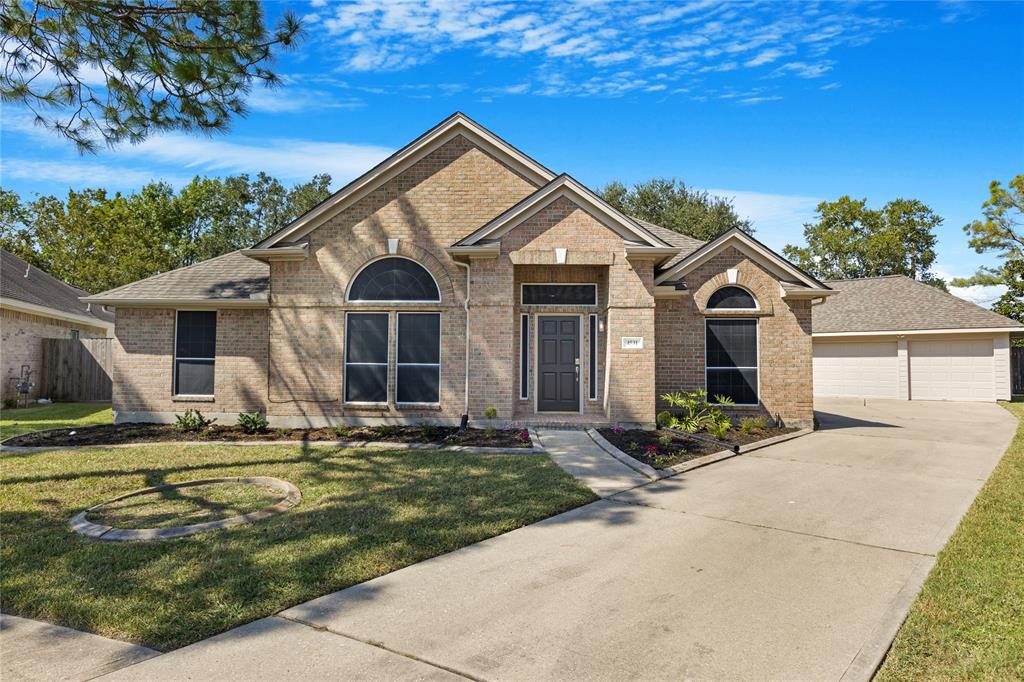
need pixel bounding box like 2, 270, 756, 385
612, 425, 626, 434
518, 430, 530, 442
643, 444, 659, 454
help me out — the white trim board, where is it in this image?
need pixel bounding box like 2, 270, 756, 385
1, 298, 113, 333
254, 113, 556, 250
813, 327, 1023, 338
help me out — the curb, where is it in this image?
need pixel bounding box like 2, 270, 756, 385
0, 438, 544, 456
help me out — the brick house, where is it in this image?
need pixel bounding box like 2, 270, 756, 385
1, 249, 113, 400
83, 113, 834, 428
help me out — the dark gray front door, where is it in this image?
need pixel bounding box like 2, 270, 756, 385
538, 316, 579, 412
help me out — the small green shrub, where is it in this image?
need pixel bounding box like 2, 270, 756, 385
708, 420, 731, 440
739, 416, 767, 434
2, 398, 17, 410
236, 412, 268, 434
483, 406, 498, 435
657, 433, 673, 446
371, 424, 398, 439
417, 421, 437, 440
332, 424, 352, 439
660, 389, 732, 433
175, 409, 215, 433
656, 410, 674, 428
627, 441, 640, 452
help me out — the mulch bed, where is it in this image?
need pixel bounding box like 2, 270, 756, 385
2, 423, 534, 448
598, 425, 796, 469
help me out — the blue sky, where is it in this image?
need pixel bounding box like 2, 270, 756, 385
2, 0, 1022, 304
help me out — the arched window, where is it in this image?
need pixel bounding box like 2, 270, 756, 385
706, 286, 757, 310
348, 257, 440, 302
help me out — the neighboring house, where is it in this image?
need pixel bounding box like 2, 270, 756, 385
83, 113, 835, 428
812, 275, 1023, 401
1, 249, 114, 400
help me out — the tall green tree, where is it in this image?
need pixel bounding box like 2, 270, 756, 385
0, 0, 301, 151
0, 172, 332, 292
992, 258, 1024, 322
599, 178, 752, 241
950, 174, 1024, 287
783, 196, 945, 287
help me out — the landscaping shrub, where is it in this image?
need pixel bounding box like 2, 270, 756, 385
660, 389, 733, 433
175, 409, 215, 433
739, 416, 767, 434
656, 410, 674, 428
483, 406, 498, 436
708, 419, 732, 440
236, 412, 268, 434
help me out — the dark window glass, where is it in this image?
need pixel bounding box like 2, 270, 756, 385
706, 319, 758, 404
522, 284, 597, 306
397, 313, 440, 403
707, 286, 757, 309
349, 258, 440, 301
588, 315, 597, 400
520, 315, 529, 399
345, 313, 388, 402
174, 311, 216, 395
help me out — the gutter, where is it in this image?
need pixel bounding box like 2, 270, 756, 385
450, 259, 472, 430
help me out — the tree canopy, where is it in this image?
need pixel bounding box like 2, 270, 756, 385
950, 174, 1024, 287
0, 0, 301, 151
599, 178, 752, 241
783, 196, 945, 288
0, 173, 331, 293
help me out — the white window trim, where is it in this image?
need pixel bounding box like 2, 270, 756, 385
705, 285, 760, 312
588, 313, 599, 401
520, 282, 598, 307
343, 311, 389, 406
704, 317, 760, 407
533, 313, 584, 414
345, 255, 442, 304
519, 314, 530, 400
395, 312, 441, 406
173, 309, 216, 398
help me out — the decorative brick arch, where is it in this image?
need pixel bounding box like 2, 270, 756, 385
337, 243, 457, 304
693, 269, 775, 315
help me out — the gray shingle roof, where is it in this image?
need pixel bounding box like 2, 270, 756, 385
634, 220, 706, 269
813, 275, 1022, 333
1, 249, 113, 323
86, 250, 269, 303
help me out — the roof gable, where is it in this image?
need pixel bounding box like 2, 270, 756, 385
813, 275, 1023, 334
454, 174, 673, 250
654, 228, 829, 291
254, 112, 556, 250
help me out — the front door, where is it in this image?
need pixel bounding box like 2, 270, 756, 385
538, 316, 580, 412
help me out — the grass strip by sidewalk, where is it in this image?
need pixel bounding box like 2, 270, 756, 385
1, 402, 112, 439
876, 401, 1024, 680
0, 442, 596, 651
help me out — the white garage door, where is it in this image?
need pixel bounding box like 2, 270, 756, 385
909, 339, 994, 401
813, 341, 899, 398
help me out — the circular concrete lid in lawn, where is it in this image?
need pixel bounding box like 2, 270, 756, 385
69, 477, 301, 541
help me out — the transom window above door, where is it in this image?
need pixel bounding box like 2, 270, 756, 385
348, 257, 440, 302
522, 284, 597, 306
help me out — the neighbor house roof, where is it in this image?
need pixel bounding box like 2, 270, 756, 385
813, 275, 1023, 334
82, 251, 270, 307
1, 249, 113, 327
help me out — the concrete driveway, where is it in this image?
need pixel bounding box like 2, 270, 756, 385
100, 399, 1017, 681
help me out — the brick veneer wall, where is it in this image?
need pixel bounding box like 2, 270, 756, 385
1, 308, 107, 400
654, 245, 814, 427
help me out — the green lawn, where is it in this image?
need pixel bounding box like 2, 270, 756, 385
0, 443, 596, 651
877, 401, 1024, 681
0, 402, 112, 439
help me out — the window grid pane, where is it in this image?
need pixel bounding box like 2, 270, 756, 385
345, 313, 389, 402
349, 258, 440, 301
707, 286, 757, 309
397, 313, 440, 403
706, 319, 758, 404
175, 311, 216, 395
522, 284, 597, 306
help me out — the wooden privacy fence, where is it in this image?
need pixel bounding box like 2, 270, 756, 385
40, 338, 113, 402
1013, 345, 1024, 396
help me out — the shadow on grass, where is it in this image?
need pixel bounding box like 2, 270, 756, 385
1, 440, 612, 651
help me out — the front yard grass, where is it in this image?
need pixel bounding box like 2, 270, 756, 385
877, 401, 1024, 680
0, 443, 596, 651
0, 402, 112, 439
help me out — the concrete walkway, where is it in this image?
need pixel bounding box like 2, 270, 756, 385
1, 614, 157, 681
25, 400, 1020, 681
536, 428, 649, 496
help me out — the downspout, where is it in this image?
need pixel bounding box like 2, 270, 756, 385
452, 259, 471, 430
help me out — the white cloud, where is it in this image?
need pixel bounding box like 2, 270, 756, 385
820, 82, 842, 90
744, 48, 787, 67
932, 265, 1007, 308
0, 157, 191, 188
246, 87, 364, 113
739, 95, 783, 105
705, 188, 821, 251
773, 61, 833, 78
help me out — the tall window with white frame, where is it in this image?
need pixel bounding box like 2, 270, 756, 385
344, 257, 442, 405
705, 286, 758, 405
174, 311, 216, 396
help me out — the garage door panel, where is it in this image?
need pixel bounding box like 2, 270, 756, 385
909, 339, 993, 402
813, 342, 899, 398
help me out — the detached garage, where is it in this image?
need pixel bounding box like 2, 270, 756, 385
812, 276, 1022, 402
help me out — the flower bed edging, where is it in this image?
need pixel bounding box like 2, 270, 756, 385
585, 429, 669, 481
735, 427, 813, 454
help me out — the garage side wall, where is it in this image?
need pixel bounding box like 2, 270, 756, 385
655, 246, 814, 428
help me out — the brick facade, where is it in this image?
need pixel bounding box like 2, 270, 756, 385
654, 246, 814, 427
109, 133, 815, 428
1, 308, 108, 400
